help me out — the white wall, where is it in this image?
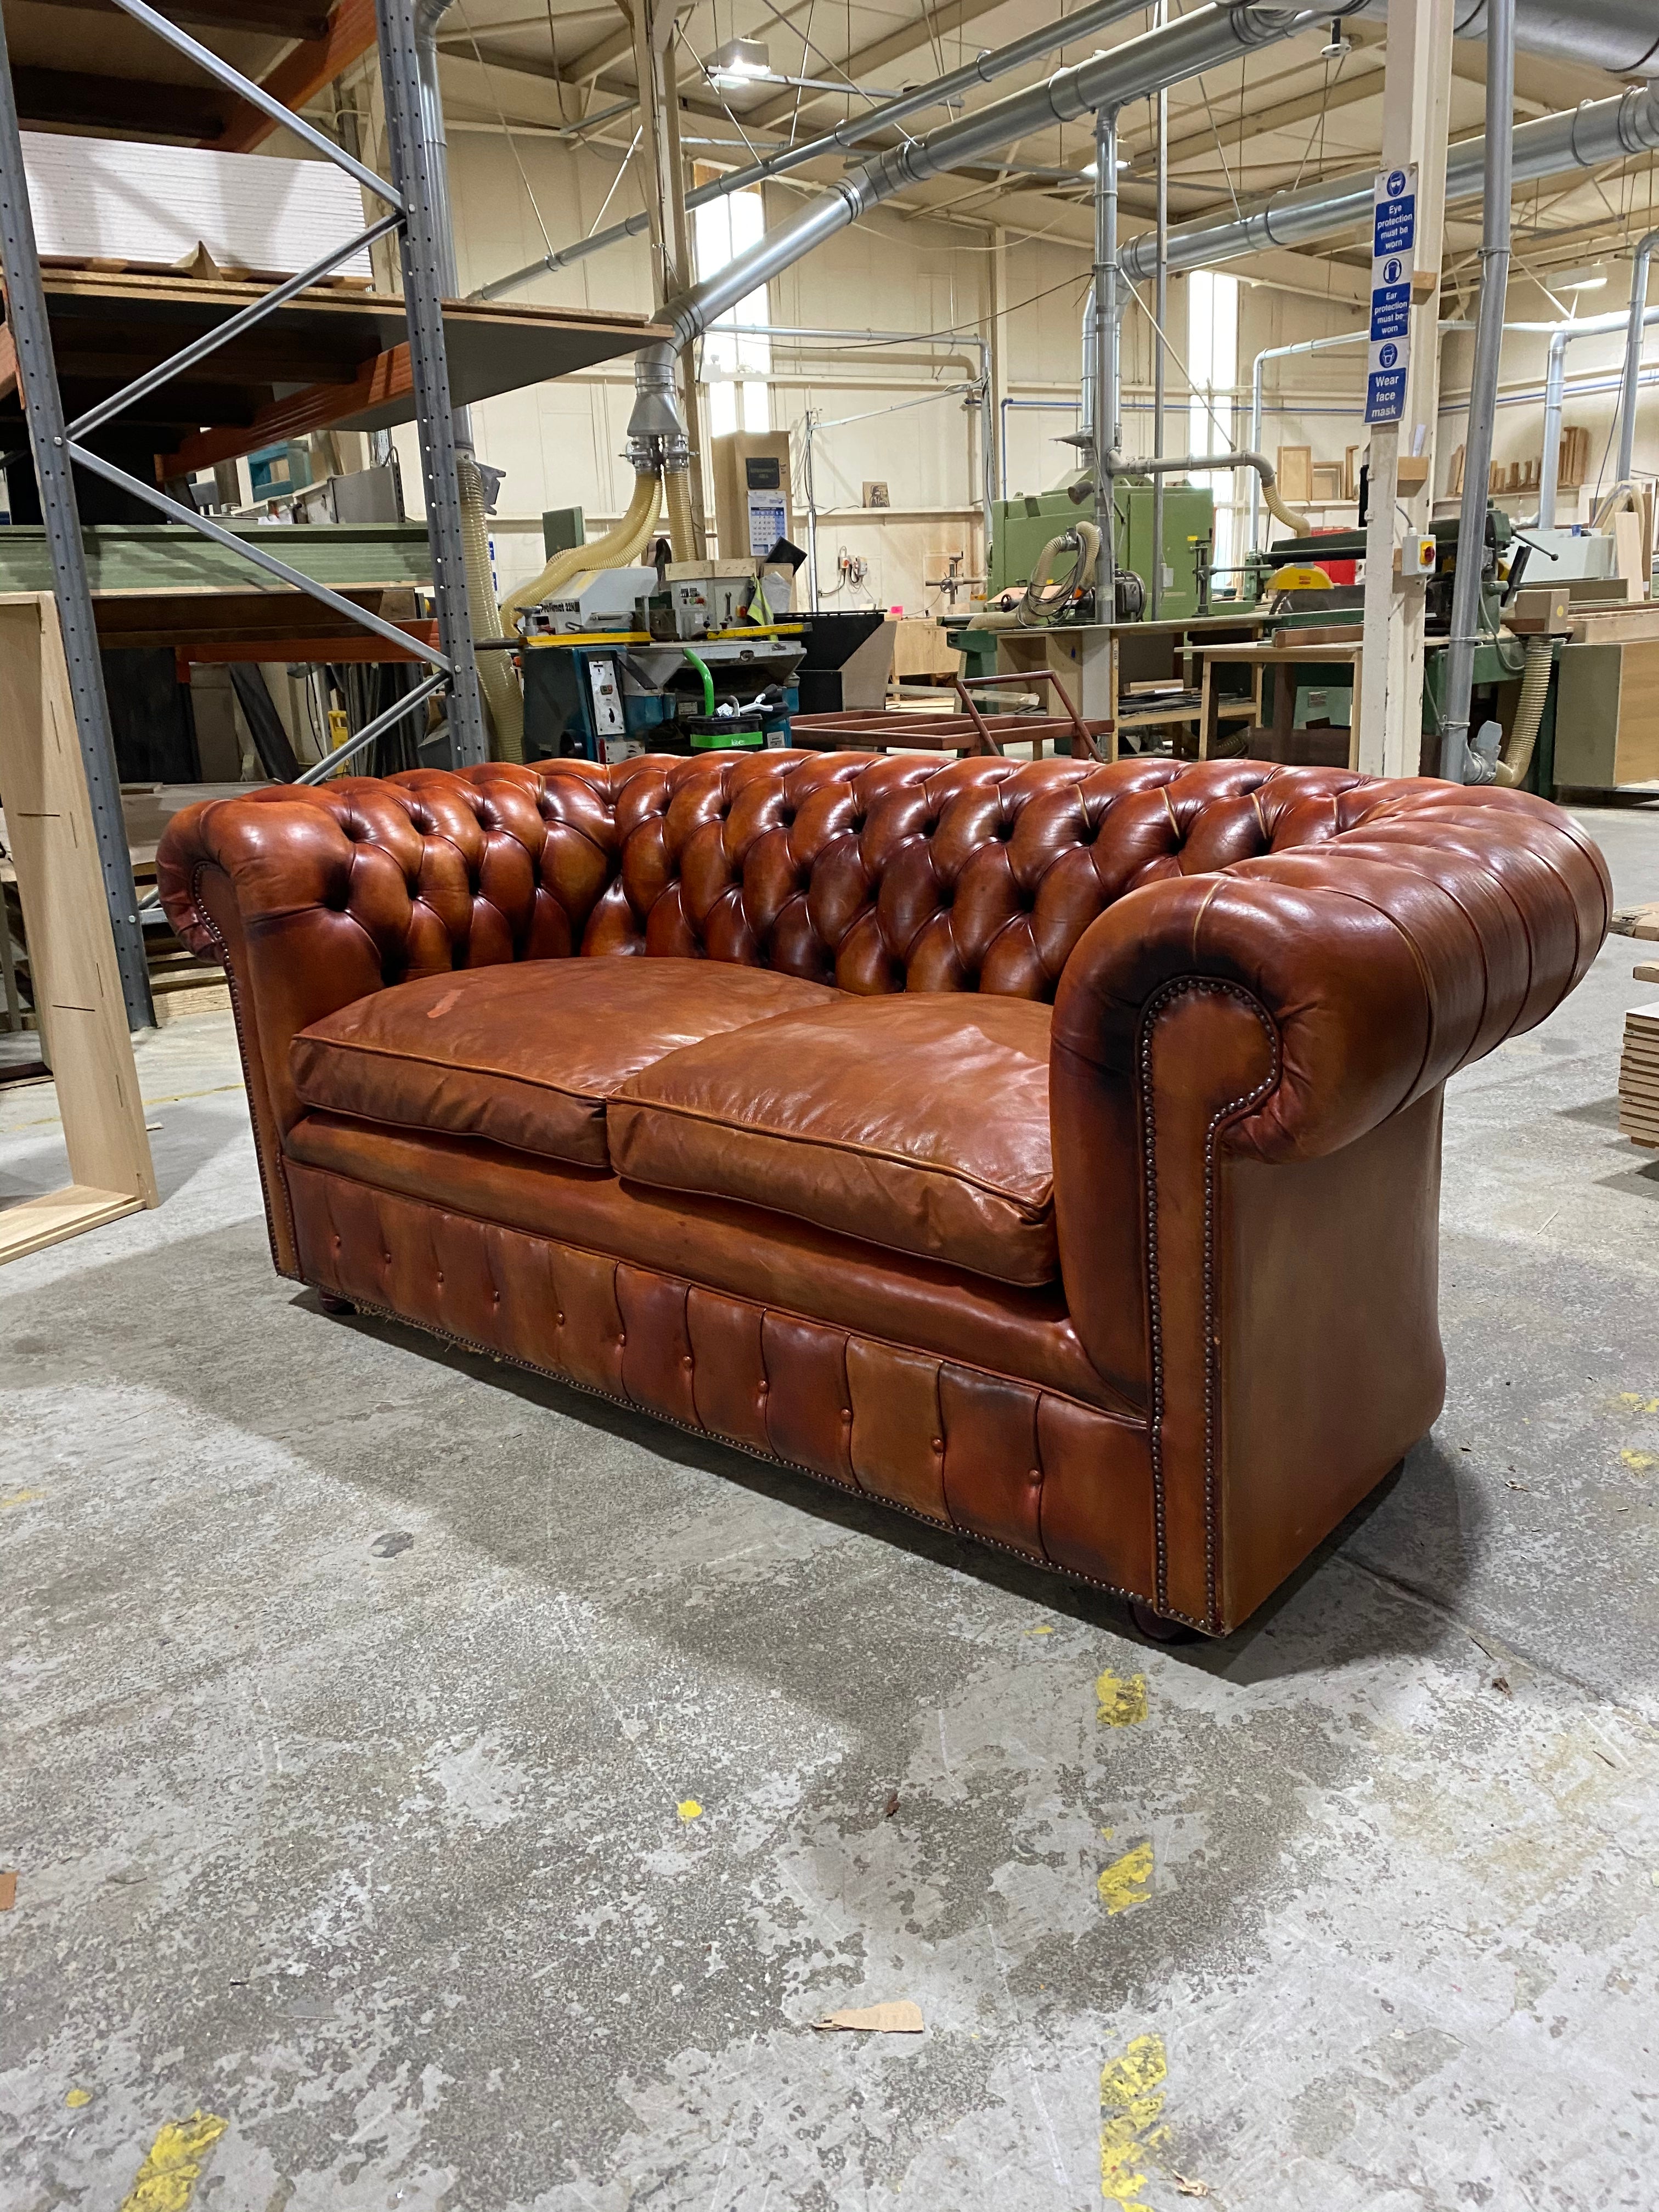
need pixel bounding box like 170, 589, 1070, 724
1439, 264, 1659, 524
377, 101, 1472, 605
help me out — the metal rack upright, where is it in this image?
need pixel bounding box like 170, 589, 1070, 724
0, 0, 486, 1031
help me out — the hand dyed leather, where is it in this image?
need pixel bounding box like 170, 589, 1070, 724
609, 993, 1057, 1285
159, 752, 1610, 1633
293, 956, 836, 1169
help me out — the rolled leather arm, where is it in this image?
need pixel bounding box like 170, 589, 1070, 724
1051, 788, 1611, 1165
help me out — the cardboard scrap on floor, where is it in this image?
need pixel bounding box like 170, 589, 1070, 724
813, 2001, 924, 2034
0, 1870, 15, 1911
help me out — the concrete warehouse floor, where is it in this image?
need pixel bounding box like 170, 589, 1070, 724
2, 800, 1658, 2212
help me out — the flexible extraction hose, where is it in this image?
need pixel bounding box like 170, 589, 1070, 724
682, 646, 716, 715
456, 454, 524, 764
1018, 522, 1100, 625
1495, 633, 1554, 789
665, 467, 699, 565
1263, 477, 1312, 538
499, 467, 663, 633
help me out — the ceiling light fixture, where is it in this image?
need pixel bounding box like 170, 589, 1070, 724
707, 36, 770, 87
1555, 264, 1609, 291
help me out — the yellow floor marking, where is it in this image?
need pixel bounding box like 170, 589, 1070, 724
1097, 1669, 1148, 1727
65, 2088, 92, 2108
119, 2112, 228, 2212
1025, 1624, 1055, 1636
1616, 1393, 1659, 1413
676, 1798, 702, 1821
0, 1489, 43, 1510
1620, 1451, 1657, 1474
1097, 1835, 1154, 1916
1099, 2034, 1169, 2209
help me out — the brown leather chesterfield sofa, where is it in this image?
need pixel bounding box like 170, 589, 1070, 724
157, 752, 1608, 1638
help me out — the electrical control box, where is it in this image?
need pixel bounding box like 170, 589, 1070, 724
712, 433, 795, 562
1401, 533, 1437, 579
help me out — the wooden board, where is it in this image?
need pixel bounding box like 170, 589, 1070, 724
1277, 446, 1313, 505
1555, 640, 1659, 787
1614, 509, 1649, 597
889, 617, 960, 681
1311, 462, 1344, 504
0, 593, 156, 1263
0, 525, 431, 598
0, 1186, 145, 1266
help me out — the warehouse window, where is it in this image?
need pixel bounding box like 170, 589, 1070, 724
693, 171, 771, 437
1187, 269, 1239, 580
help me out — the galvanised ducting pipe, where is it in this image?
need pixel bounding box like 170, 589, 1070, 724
1122, 79, 1659, 281
658, 3, 1366, 348
416, 0, 525, 761
1537, 304, 1659, 524
474, 0, 1155, 303
1092, 106, 1121, 614
1441, 0, 1515, 786
1356, 0, 1659, 74
1617, 229, 1659, 485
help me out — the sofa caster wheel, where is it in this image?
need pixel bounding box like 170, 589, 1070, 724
318, 1293, 356, 1316
1128, 1599, 1200, 1645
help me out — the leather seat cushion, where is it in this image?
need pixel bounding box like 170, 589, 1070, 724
610, 994, 1057, 1286
290, 957, 839, 1169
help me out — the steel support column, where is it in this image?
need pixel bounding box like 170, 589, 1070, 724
0, 9, 151, 1029
1357, 0, 1454, 781
1150, 0, 1169, 618
375, 0, 487, 766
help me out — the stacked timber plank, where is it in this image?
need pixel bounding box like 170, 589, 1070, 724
1619, 1003, 1659, 1152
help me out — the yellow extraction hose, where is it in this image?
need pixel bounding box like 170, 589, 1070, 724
1495, 632, 1554, 789
664, 467, 698, 565
457, 453, 524, 764
499, 467, 663, 633
1263, 476, 1311, 538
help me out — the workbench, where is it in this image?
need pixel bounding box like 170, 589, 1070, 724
1196, 637, 1367, 768
987, 610, 1276, 752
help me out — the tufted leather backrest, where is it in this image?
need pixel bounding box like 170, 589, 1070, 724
189, 751, 1438, 1001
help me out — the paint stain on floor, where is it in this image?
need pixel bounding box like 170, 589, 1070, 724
1100, 2033, 1170, 2210
1097, 1668, 1148, 1728
1098, 1835, 1155, 1916
118, 2111, 228, 2212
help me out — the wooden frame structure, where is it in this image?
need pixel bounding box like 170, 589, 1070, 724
0, 593, 157, 1263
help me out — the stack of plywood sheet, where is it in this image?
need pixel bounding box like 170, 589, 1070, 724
21, 132, 374, 281
1619, 1003, 1659, 1151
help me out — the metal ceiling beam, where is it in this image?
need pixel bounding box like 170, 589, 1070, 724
205, 0, 379, 150
743, 0, 1012, 134
1131, 51, 1385, 172
12, 65, 229, 135
39, 0, 333, 34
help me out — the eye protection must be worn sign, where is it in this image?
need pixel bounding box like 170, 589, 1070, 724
1366, 163, 1417, 426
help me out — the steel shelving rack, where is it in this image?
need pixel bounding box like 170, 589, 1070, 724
0, 0, 485, 1031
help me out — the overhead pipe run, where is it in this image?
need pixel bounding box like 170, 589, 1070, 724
622, 1, 1359, 582
1617, 230, 1659, 487
1121, 78, 1659, 282
1441, 0, 1514, 786
1092, 105, 1121, 620
656, 4, 1367, 351
473, 0, 1155, 303
1355, 0, 1659, 74
1536, 306, 1659, 525
1079, 450, 1311, 535
413, 0, 529, 761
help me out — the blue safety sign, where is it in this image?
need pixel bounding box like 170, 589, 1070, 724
1365, 163, 1418, 424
